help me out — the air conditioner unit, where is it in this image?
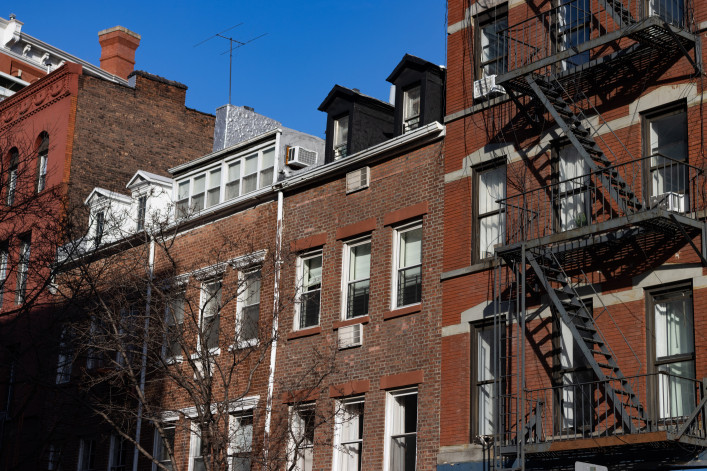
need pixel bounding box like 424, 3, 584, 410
338, 324, 363, 349
346, 167, 370, 194
473, 75, 505, 100
286, 146, 318, 168
650, 192, 687, 213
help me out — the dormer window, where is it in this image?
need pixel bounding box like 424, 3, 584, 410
136, 195, 147, 231
94, 211, 105, 246
334, 115, 349, 159
403, 86, 421, 133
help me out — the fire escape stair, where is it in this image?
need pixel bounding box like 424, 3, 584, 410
526, 250, 647, 433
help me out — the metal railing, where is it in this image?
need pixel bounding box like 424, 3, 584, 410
489, 372, 707, 447
497, 0, 694, 76
498, 155, 704, 247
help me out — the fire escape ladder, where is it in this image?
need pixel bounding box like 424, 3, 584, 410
595, 0, 636, 28
525, 74, 643, 216
526, 249, 646, 434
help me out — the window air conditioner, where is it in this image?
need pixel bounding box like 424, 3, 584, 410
650, 192, 687, 213
338, 324, 363, 349
473, 75, 505, 100
286, 146, 318, 168
346, 167, 370, 194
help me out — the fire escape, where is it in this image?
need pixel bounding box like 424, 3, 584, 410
486, 0, 707, 469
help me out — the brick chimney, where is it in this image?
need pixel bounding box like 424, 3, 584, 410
97, 26, 141, 79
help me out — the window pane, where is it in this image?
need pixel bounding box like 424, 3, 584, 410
227, 161, 242, 200
242, 174, 257, 194
480, 212, 504, 258
655, 297, 694, 358
259, 168, 274, 188
193, 174, 206, 194
262, 147, 275, 169
335, 116, 349, 147
650, 111, 687, 161
479, 166, 505, 214
399, 228, 422, 268
207, 168, 221, 208
244, 155, 258, 175
349, 243, 371, 281
398, 266, 422, 307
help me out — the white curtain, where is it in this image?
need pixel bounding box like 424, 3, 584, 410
479, 167, 506, 258
559, 146, 588, 231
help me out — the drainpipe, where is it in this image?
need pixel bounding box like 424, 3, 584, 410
133, 235, 155, 471
263, 188, 283, 465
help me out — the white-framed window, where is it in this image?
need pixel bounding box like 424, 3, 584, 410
153, 420, 177, 471
94, 211, 105, 246
296, 251, 322, 330
334, 115, 349, 159
476, 6, 508, 77
165, 292, 186, 361
473, 325, 496, 437
6, 147, 17, 206
393, 223, 422, 309
645, 106, 688, 206
108, 434, 130, 471
37, 132, 49, 193
403, 86, 421, 133
557, 145, 590, 231
229, 411, 254, 471
207, 167, 221, 208
558, 0, 591, 69
288, 403, 315, 471
333, 397, 364, 471
0, 241, 8, 308
77, 438, 97, 471
56, 325, 73, 384
476, 164, 506, 260
200, 280, 221, 354
16, 233, 31, 304
189, 423, 207, 471
237, 270, 261, 347
342, 238, 371, 319
384, 388, 417, 471
136, 195, 147, 231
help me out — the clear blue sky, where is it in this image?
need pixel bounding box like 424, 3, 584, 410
8, 1, 448, 139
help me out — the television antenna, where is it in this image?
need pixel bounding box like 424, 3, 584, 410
194, 24, 267, 105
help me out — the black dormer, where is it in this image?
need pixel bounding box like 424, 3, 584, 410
318, 85, 394, 164
387, 54, 446, 136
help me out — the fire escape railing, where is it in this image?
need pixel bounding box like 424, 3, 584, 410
498, 155, 704, 247
497, 0, 695, 77
487, 372, 707, 447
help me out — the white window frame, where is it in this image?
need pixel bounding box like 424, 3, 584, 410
0, 241, 9, 309
228, 410, 254, 471
332, 397, 364, 471
108, 434, 130, 471
199, 279, 222, 356
557, 144, 590, 232
38, 152, 48, 193
392, 222, 422, 309
383, 388, 418, 471
16, 234, 31, 304
6, 149, 17, 206
77, 438, 97, 471
334, 115, 349, 160
188, 422, 205, 471
152, 418, 177, 471
288, 403, 315, 471
474, 325, 496, 437
235, 269, 261, 349
164, 290, 186, 363
402, 86, 421, 133
136, 194, 147, 231
476, 164, 506, 260
341, 237, 371, 320
295, 250, 322, 331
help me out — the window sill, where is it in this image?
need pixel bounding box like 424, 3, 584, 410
384, 304, 422, 320
190, 348, 220, 359
165, 355, 184, 365
228, 339, 259, 351
332, 315, 370, 330
287, 326, 322, 340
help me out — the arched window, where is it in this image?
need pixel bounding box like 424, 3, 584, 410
36, 132, 49, 192
7, 148, 18, 206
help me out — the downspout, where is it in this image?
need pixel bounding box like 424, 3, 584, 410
263, 188, 284, 465
133, 235, 155, 471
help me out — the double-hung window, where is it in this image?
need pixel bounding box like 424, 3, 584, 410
557, 0, 591, 69
56, 325, 73, 384
557, 145, 590, 231
207, 167, 221, 208
393, 224, 422, 308
154, 420, 176, 471
229, 412, 253, 471
7, 148, 17, 206
297, 251, 322, 330
189, 423, 208, 471
385, 389, 417, 471
0, 241, 8, 308
238, 270, 261, 345
649, 284, 695, 420
137, 195, 147, 231
343, 238, 371, 319
109, 434, 130, 471
200, 280, 221, 353
477, 165, 506, 260
165, 292, 185, 360
16, 234, 30, 304
78, 438, 97, 471
94, 211, 105, 246
333, 398, 364, 471
37, 132, 48, 192
403, 86, 421, 133
334, 115, 349, 159
645, 106, 688, 211
289, 404, 315, 471
473, 326, 496, 437
650, 0, 684, 26
476, 6, 508, 77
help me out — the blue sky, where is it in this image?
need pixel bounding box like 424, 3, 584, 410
8, 1, 447, 139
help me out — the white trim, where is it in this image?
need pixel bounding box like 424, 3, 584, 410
332, 396, 365, 471
294, 250, 322, 331
383, 388, 418, 471
341, 237, 372, 320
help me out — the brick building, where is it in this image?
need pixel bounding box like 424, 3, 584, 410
440, 0, 707, 470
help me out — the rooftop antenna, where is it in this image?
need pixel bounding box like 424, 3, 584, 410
194, 24, 267, 105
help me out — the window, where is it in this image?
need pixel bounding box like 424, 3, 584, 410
0, 241, 8, 308
6, 148, 18, 206
645, 106, 688, 209
333, 398, 364, 471
94, 211, 105, 246
189, 424, 207, 471
16, 234, 30, 304
556, 145, 590, 231
650, 0, 684, 25
47, 443, 61, 470
78, 438, 97, 471
229, 412, 253, 471
296, 251, 322, 330
137, 195, 147, 231
200, 280, 221, 352
56, 326, 73, 384
109, 434, 130, 471
558, 0, 591, 69
37, 132, 48, 192
475, 6, 508, 78
259, 147, 275, 188
649, 284, 695, 420
238, 270, 261, 345
165, 293, 185, 360
343, 238, 371, 319
385, 389, 417, 471
393, 224, 422, 308
289, 404, 315, 471
207, 167, 221, 208
176, 180, 190, 217
153, 421, 176, 471
473, 326, 496, 437
476, 165, 505, 260
403, 86, 421, 133
334, 115, 349, 159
